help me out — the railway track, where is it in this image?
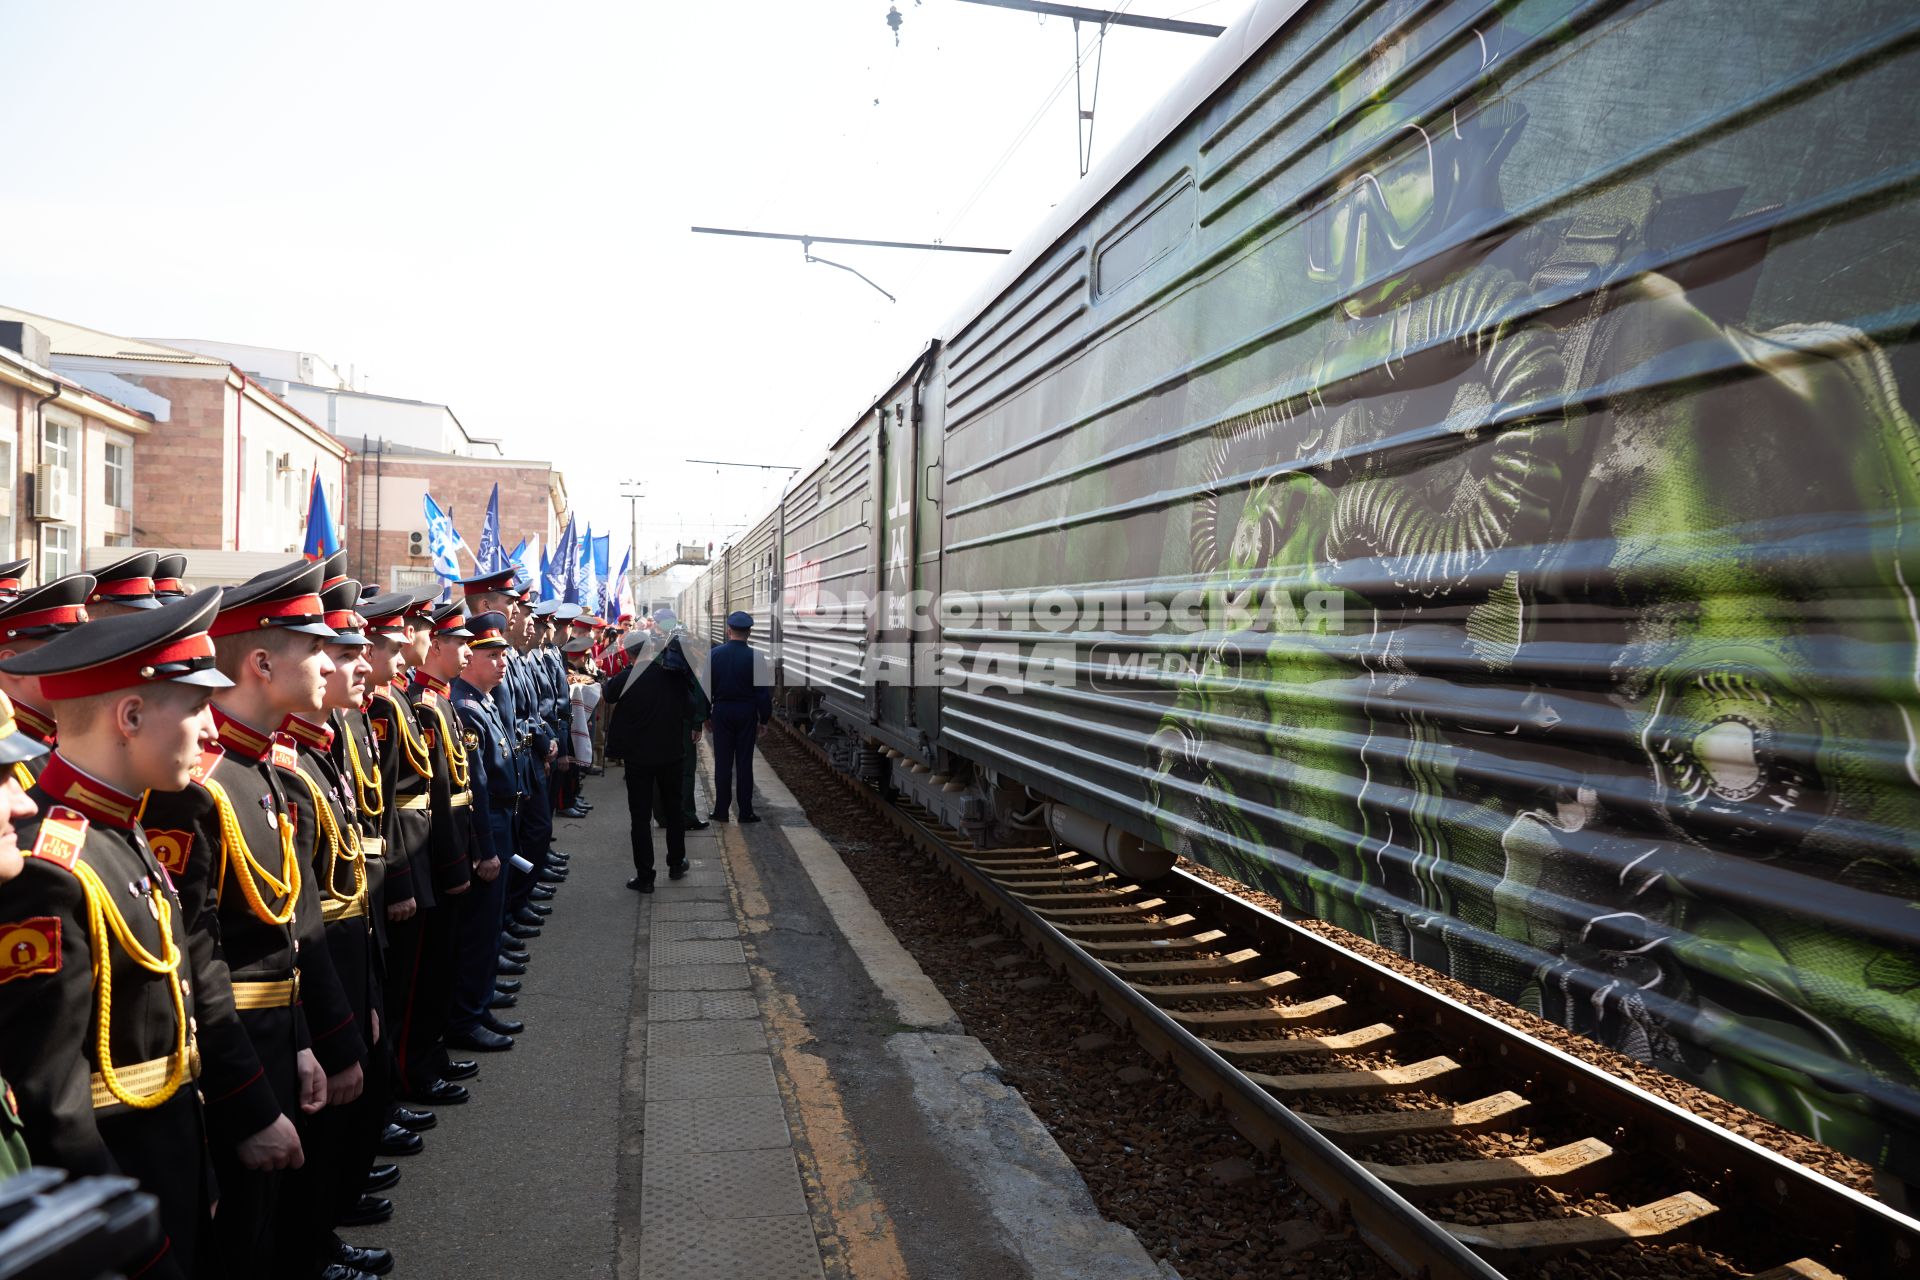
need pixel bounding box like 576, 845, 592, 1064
777, 723, 1920, 1280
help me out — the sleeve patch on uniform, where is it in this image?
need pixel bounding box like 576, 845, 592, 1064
146, 829, 195, 875
28, 807, 89, 871
371, 718, 389, 742
0, 918, 61, 984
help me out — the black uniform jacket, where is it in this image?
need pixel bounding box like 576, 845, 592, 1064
605, 645, 695, 767
284, 715, 379, 1028
407, 673, 475, 893
0, 754, 204, 1174
140, 706, 366, 1146
366, 682, 437, 911
331, 706, 390, 945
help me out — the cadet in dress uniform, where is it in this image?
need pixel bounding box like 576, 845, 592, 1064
277, 581, 397, 1275
151, 555, 190, 600
457, 572, 546, 943
0, 576, 98, 782
0, 590, 233, 1279
138, 561, 371, 1280
708, 612, 772, 824
524, 603, 571, 895
0, 556, 30, 602
86, 551, 165, 618
364, 591, 473, 1112
409, 603, 508, 1053
446, 613, 525, 1049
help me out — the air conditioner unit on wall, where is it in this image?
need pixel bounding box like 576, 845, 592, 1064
33, 466, 72, 522
406, 530, 428, 558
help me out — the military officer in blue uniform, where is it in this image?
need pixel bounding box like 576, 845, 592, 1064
708, 611, 772, 824
446, 612, 524, 1050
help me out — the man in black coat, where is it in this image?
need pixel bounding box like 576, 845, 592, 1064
604, 634, 700, 893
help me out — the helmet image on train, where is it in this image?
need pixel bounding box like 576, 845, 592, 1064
1141, 0, 1920, 1171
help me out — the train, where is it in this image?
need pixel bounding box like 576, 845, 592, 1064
677, 0, 1920, 1187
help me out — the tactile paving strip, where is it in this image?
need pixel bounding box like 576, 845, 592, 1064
641, 1148, 809, 1216
644, 1095, 792, 1156
649, 990, 759, 1021
640, 1212, 822, 1280
651, 938, 748, 966
652, 901, 735, 922
654, 880, 729, 901
649, 963, 751, 992
647, 1019, 769, 1059
644, 1053, 779, 1101
653, 920, 741, 942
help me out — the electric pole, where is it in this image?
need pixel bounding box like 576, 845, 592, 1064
620, 479, 644, 607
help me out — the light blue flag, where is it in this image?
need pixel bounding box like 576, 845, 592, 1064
591, 534, 611, 614
423, 493, 464, 584
475, 484, 505, 573
608, 547, 631, 621
577, 523, 597, 611
509, 535, 540, 595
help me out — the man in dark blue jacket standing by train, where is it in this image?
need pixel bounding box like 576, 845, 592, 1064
708, 611, 771, 824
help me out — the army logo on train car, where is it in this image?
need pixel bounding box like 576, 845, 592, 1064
0, 918, 60, 984
146, 830, 194, 876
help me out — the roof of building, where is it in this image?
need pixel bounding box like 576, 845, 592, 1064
0, 305, 225, 366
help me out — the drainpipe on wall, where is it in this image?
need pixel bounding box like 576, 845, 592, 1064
28, 381, 59, 578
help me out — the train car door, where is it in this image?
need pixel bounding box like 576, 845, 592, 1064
876, 392, 917, 735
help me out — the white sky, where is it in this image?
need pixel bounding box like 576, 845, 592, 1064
0, 0, 1249, 570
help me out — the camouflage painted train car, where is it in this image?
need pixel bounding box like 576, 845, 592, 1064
679, 0, 1920, 1183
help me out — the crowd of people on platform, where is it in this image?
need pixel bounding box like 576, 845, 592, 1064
0, 548, 658, 1279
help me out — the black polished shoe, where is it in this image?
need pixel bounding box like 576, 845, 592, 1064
364, 1163, 401, 1193
707, 810, 727, 823
513, 906, 544, 928
501, 948, 531, 965
415, 1077, 468, 1105
738, 813, 761, 824
377, 1123, 423, 1156
496, 957, 528, 975
627, 876, 654, 893
443, 1058, 480, 1081
482, 1014, 524, 1036
538, 868, 567, 883
489, 991, 519, 1009
494, 978, 522, 994
393, 1102, 440, 1128
525, 901, 553, 917
506, 921, 542, 940
668, 861, 688, 880
686, 820, 710, 831
530, 885, 557, 901
331, 1239, 394, 1276
547, 852, 571, 865
447, 1026, 514, 1052
319, 1264, 375, 1280
340, 1193, 393, 1227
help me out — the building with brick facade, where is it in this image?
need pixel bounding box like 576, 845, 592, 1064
340, 437, 566, 592
0, 306, 348, 580
0, 320, 160, 585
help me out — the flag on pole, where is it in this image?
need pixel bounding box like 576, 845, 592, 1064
475, 484, 505, 573
508, 535, 540, 595
302, 467, 340, 561
577, 524, 597, 609
608, 546, 631, 621
591, 534, 611, 614
555, 517, 580, 604
538, 543, 554, 602
423, 493, 465, 585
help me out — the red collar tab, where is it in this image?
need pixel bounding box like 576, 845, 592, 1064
38, 631, 219, 701
13, 700, 56, 745
2, 601, 90, 638
37, 753, 140, 830
412, 671, 450, 698
88, 576, 155, 603
280, 714, 334, 753
209, 592, 325, 638
210, 705, 273, 762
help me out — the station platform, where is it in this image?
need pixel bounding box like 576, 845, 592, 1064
355, 747, 1170, 1279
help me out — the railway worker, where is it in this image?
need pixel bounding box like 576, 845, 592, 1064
365, 590, 476, 1113
708, 611, 772, 825
0, 591, 232, 1280
0, 575, 100, 777
605, 628, 699, 892
138, 559, 369, 1279
85, 551, 166, 618
411, 602, 515, 1054
446, 612, 527, 1048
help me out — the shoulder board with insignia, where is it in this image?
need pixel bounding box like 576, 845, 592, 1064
269, 734, 299, 772
28, 807, 89, 872
189, 745, 225, 786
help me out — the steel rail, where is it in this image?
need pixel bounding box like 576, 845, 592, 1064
774, 720, 1920, 1278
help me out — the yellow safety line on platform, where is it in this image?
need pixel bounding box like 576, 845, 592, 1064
718, 818, 911, 1280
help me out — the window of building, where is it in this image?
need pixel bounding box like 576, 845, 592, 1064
42, 417, 75, 487
105, 533, 132, 548
41, 524, 72, 580
104, 440, 132, 510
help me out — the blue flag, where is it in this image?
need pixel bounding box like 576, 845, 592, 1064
423, 493, 464, 583
555, 517, 580, 604
475, 484, 505, 573
591, 534, 611, 613
538, 543, 554, 602
576, 523, 596, 609
508, 535, 539, 595
302, 467, 340, 561
608, 547, 631, 621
